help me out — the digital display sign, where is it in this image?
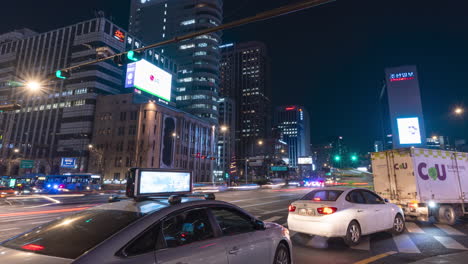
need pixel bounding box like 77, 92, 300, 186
137, 170, 192, 196
113, 30, 125, 42
61, 158, 77, 168
125, 59, 172, 101
298, 157, 313, 165
397, 117, 422, 145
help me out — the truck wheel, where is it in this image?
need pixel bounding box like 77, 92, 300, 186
438, 205, 457, 225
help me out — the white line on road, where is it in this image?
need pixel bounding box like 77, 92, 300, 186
263, 216, 282, 222
260, 207, 288, 215
351, 236, 370, 251
241, 197, 295, 209
228, 194, 298, 203
435, 224, 466, 236
0, 228, 20, 232
30, 221, 52, 225
433, 236, 467, 250
393, 234, 421, 253
405, 222, 425, 233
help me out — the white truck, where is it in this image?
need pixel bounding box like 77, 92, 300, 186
371, 148, 468, 225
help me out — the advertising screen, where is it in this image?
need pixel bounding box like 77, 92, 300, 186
137, 170, 191, 196
125, 59, 172, 101
298, 157, 313, 165
397, 117, 422, 144
61, 158, 77, 168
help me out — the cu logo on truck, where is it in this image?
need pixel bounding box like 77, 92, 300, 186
417, 163, 447, 181
394, 163, 408, 170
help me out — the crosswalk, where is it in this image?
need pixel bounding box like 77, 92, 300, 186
256, 214, 468, 254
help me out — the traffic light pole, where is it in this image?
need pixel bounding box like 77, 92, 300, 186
53, 0, 335, 75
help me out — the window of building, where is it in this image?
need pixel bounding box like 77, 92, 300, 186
120, 112, 126, 121
117, 127, 125, 136
113, 173, 120, 181
142, 124, 145, 135
179, 43, 195, 50
130, 111, 138, 120
180, 19, 195, 26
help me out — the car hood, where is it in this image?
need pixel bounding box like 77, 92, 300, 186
0, 246, 72, 264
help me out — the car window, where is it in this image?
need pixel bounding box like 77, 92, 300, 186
2, 210, 146, 259
300, 190, 343, 201
346, 190, 366, 204
162, 208, 214, 248
124, 223, 165, 257
361, 190, 385, 204
210, 207, 255, 235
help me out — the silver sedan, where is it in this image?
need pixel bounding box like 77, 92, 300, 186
0, 197, 293, 264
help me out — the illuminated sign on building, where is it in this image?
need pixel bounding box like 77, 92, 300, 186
397, 117, 422, 144
389, 72, 415, 82
285, 106, 296, 111
61, 157, 77, 168
298, 156, 313, 165
125, 59, 172, 101
113, 30, 125, 42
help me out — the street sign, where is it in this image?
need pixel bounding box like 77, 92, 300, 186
20, 160, 34, 169
271, 166, 288, 172
61, 157, 77, 168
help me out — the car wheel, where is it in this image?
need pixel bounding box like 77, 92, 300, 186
391, 214, 405, 235
273, 243, 290, 264
344, 221, 361, 246
438, 205, 457, 225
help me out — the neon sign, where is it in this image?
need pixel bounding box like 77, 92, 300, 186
114, 30, 125, 42
389, 72, 415, 82
285, 106, 296, 111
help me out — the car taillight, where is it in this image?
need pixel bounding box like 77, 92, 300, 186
408, 201, 419, 209
21, 244, 45, 251
317, 207, 337, 215
288, 205, 296, 212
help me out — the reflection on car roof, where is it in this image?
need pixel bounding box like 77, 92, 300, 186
89, 197, 207, 214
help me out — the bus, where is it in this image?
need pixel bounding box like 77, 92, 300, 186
43, 174, 102, 192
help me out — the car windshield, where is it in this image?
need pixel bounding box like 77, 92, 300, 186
300, 190, 343, 201
1, 209, 146, 259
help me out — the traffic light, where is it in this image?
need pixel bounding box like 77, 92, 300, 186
55, 70, 71, 80
351, 155, 358, 162
113, 50, 143, 66
334, 155, 341, 162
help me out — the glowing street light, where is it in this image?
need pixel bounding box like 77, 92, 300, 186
258, 140, 263, 146
432, 135, 438, 140
454, 107, 464, 115
88, 144, 94, 149
220, 125, 228, 132
26, 81, 41, 92
13, 148, 20, 153
172, 132, 177, 137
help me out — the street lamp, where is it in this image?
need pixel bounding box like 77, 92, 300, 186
25, 81, 41, 92
88, 144, 94, 149
432, 136, 438, 140
220, 125, 228, 132
454, 107, 464, 115
258, 140, 263, 146
13, 148, 19, 153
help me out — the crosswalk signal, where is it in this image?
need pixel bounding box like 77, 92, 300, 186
55, 70, 71, 80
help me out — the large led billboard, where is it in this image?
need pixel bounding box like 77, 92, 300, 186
397, 117, 422, 145
125, 59, 172, 101
298, 156, 313, 165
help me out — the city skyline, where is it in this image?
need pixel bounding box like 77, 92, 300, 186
1, 0, 467, 152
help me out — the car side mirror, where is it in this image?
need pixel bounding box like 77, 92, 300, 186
384, 198, 389, 203
253, 219, 266, 231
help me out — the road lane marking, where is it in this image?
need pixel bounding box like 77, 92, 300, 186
263, 216, 282, 222
393, 234, 420, 253
351, 236, 370, 251
353, 251, 398, 264
240, 198, 296, 209
228, 194, 298, 203
30, 221, 52, 225
405, 222, 425, 233
435, 224, 466, 236
260, 208, 288, 215
433, 236, 467, 250
0, 228, 20, 232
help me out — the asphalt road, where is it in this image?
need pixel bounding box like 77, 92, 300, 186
1, 188, 468, 263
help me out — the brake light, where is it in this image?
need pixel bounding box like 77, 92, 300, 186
317, 207, 337, 215
288, 205, 296, 212
408, 202, 419, 209
313, 197, 321, 201
21, 244, 45, 251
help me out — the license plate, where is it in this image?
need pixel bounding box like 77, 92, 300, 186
298, 208, 315, 216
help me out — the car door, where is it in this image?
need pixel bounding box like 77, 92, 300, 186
345, 190, 376, 235
155, 208, 228, 264
209, 207, 270, 264
361, 190, 391, 231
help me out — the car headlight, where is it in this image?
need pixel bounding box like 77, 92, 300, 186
14, 191, 18, 195
0, 192, 6, 195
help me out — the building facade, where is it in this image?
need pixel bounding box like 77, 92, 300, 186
219, 41, 271, 161
275, 106, 311, 168
90, 93, 215, 182
216, 97, 235, 178
129, 0, 223, 123
0, 18, 175, 176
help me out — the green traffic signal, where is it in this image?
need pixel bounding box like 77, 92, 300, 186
351, 155, 358, 161
55, 70, 70, 79
127, 50, 142, 62
334, 155, 341, 162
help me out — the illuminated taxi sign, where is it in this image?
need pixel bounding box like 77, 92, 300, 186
113, 30, 125, 42
126, 168, 192, 198
389, 72, 415, 82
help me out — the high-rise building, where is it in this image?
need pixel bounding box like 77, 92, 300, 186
219, 41, 271, 160
383, 65, 427, 149
216, 97, 235, 177
90, 93, 215, 182
0, 18, 175, 175
129, 0, 223, 123
275, 106, 311, 168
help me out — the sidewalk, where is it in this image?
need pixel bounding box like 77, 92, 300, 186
411, 251, 468, 263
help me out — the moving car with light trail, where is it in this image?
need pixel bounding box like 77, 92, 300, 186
0, 168, 293, 264
0, 186, 17, 198
372, 148, 468, 225
287, 188, 404, 246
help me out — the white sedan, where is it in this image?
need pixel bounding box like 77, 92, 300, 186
287, 187, 405, 246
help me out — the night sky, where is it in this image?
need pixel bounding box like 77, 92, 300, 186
2, 0, 468, 152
